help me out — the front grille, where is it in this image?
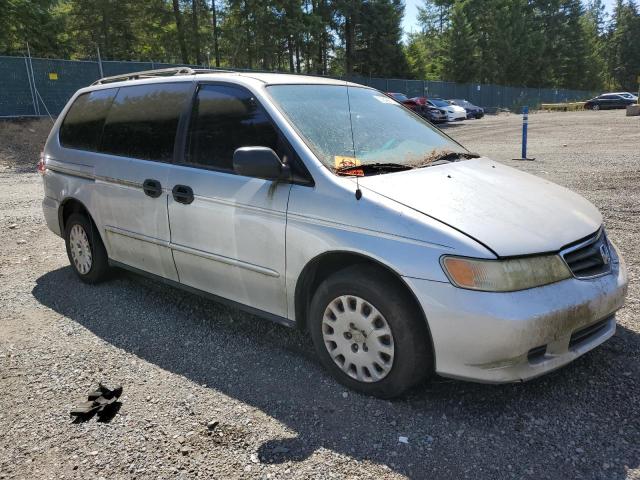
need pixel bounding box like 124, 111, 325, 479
561, 230, 612, 278
569, 318, 611, 349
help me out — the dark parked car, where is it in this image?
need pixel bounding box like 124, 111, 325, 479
448, 99, 485, 119
423, 105, 448, 124
584, 94, 636, 110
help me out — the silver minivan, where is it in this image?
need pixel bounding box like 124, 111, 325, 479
40, 68, 628, 398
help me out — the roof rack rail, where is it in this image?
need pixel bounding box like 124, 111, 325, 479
91, 66, 236, 86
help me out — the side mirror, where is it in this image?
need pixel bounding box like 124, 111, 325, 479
233, 147, 290, 181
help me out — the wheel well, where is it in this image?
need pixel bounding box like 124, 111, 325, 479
59, 198, 92, 233
294, 252, 431, 339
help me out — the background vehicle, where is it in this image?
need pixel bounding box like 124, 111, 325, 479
584, 93, 636, 110
385, 92, 422, 113
386, 92, 446, 124
448, 99, 484, 119
423, 106, 448, 124
413, 97, 466, 121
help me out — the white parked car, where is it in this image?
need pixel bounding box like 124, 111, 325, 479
427, 98, 467, 121
40, 69, 628, 398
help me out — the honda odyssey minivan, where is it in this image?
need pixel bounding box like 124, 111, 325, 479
40, 68, 628, 398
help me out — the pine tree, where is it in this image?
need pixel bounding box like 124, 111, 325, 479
607, 0, 640, 91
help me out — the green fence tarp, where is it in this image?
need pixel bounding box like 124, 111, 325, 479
0, 55, 597, 117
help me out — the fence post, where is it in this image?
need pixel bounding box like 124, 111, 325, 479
26, 43, 40, 116
24, 56, 38, 116
96, 46, 104, 78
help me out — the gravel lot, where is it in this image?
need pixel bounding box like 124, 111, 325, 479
1, 110, 638, 479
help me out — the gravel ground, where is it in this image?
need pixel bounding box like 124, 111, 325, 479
0, 110, 638, 479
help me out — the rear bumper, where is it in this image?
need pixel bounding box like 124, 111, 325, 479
404, 245, 628, 383
42, 196, 61, 237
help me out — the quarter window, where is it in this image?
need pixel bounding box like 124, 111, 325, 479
100, 82, 191, 162
59, 89, 117, 151
186, 84, 279, 171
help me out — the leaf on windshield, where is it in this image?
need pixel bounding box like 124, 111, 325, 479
409, 149, 455, 167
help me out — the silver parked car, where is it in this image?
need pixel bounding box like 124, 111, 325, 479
40, 68, 628, 398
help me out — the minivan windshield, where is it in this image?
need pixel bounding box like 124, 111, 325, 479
267, 84, 467, 174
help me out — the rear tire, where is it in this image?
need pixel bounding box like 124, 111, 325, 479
64, 213, 110, 284
309, 265, 433, 398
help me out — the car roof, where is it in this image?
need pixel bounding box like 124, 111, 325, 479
84, 69, 363, 94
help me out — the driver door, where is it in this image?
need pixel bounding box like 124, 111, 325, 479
167, 83, 292, 318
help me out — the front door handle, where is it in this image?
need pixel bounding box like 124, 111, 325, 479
172, 185, 194, 205
142, 178, 162, 198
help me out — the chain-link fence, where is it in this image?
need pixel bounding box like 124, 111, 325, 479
0, 55, 597, 117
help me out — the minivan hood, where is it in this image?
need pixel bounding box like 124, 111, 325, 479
359, 158, 602, 257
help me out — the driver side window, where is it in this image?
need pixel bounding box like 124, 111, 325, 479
185, 84, 279, 172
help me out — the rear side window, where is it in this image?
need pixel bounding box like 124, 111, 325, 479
186, 84, 278, 171
59, 89, 116, 151
100, 82, 191, 162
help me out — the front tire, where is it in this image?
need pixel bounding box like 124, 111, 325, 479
592, 104, 600, 111
309, 265, 433, 398
64, 213, 110, 283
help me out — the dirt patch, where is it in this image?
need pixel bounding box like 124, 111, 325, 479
0, 118, 53, 172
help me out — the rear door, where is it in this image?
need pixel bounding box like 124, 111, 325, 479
94, 81, 193, 280
166, 83, 293, 318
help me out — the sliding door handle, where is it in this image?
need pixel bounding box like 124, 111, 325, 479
142, 179, 162, 198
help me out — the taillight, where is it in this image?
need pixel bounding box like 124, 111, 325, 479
37, 151, 45, 175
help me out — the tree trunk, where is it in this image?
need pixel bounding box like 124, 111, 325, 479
101, 6, 110, 59
295, 39, 301, 73
210, 0, 220, 67
287, 35, 295, 72
172, 0, 189, 63
245, 2, 252, 69
192, 0, 201, 65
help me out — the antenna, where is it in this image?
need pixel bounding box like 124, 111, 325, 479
345, 83, 363, 201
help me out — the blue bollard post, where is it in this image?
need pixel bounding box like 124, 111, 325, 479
514, 105, 535, 160
521, 105, 528, 159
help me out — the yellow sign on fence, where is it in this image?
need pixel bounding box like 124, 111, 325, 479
48, 72, 58, 80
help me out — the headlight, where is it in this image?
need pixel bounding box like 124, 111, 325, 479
441, 255, 572, 292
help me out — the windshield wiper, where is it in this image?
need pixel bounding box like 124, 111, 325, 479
414, 151, 481, 168
335, 162, 413, 176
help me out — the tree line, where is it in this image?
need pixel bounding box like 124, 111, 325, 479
408, 0, 640, 91
1, 0, 639, 91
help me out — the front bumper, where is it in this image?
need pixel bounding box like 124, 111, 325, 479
447, 111, 466, 121
404, 246, 628, 383
428, 114, 448, 123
